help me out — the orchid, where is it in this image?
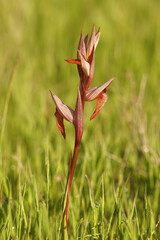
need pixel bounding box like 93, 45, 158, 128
50, 25, 116, 232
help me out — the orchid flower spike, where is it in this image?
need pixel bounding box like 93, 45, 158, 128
50, 25, 116, 232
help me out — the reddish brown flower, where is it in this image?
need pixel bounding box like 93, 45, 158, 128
49, 90, 74, 138
85, 76, 116, 119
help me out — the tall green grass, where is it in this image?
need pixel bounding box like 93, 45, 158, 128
0, 0, 160, 239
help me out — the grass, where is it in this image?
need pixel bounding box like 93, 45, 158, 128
0, 0, 160, 239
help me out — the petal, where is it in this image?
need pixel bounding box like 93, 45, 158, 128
95, 27, 100, 50
77, 50, 90, 77
86, 47, 95, 89
90, 90, 107, 120
55, 110, 66, 138
74, 89, 84, 146
77, 32, 86, 59
84, 34, 88, 48
50, 90, 74, 123
86, 25, 95, 59
85, 76, 116, 101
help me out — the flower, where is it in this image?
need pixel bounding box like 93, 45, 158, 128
49, 90, 74, 138
65, 25, 100, 90
85, 76, 116, 120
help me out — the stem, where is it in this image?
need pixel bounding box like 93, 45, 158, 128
63, 143, 80, 230
63, 86, 86, 231
79, 81, 87, 110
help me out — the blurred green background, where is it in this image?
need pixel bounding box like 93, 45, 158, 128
0, 0, 160, 239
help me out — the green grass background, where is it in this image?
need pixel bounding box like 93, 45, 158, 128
0, 0, 160, 239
